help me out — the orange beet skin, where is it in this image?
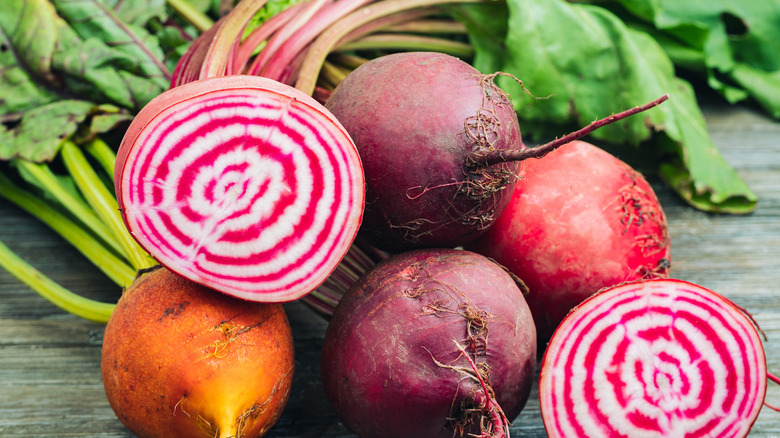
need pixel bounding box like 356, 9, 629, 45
101, 267, 294, 438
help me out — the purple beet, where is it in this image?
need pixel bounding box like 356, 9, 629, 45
320, 248, 537, 438
325, 52, 523, 250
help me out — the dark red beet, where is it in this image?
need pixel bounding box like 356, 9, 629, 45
325, 52, 524, 251
320, 248, 536, 438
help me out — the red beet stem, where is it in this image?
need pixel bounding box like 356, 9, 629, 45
294, 0, 487, 95
470, 94, 669, 167
766, 373, 780, 412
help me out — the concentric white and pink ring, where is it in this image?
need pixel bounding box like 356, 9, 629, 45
540, 279, 766, 438
116, 78, 364, 302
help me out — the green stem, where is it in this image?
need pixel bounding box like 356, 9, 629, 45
319, 61, 352, 89
84, 137, 117, 181
14, 160, 123, 256
0, 175, 136, 287
60, 141, 155, 272
200, 0, 271, 78
294, 0, 488, 95
0, 239, 115, 323
166, 0, 215, 33
381, 18, 468, 34
328, 53, 370, 70
335, 33, 474, 57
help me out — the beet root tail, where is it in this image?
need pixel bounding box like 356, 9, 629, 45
471, 94, 669, 167
454, 341, 511, 438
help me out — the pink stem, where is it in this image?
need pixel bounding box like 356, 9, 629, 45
275, 46, 311, 85
170, 17, 225, 87
255, 0, 374, 80
380, 18, 468, 34
312, 86, 332, 104
199, 0, 271, 79
232, 1, 306, 74
277, 8, 448, 85
334, 7, 438, 48
248, 0, 335, 79
334, 33, 474, 57
765, 373, 780, 412
470, 94, 670, 167
300, 293, 337, 316
294, 0, 488, 95
302, 240, 386, 317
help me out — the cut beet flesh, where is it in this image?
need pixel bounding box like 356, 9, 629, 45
540, 278, 767, 438
115, 75, 364, 302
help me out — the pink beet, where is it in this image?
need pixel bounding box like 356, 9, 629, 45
469, 141, 671, 344
114, 75, 364, 303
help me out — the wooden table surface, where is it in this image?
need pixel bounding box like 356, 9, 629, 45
1, 95, 779, 437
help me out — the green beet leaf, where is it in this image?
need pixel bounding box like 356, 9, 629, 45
0, 0, 66, 114
0, 0, 189, 163
51, 37, 166, 111
460, 0, 757, 214
51, 0, 171, 92
0, 100, 131, 162
606, 0, 780, 119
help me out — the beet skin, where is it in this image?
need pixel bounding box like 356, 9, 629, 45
470, 141, 671, 344
101, 267, 294, 438
325, 52, 524, 251
320, 249, 536, 438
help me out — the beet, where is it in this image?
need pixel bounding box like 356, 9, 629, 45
325, 52, 523, 250
320, 248, 536, 438
539, 279, 767, 437
114, 75, 364, 302
101, 266, 295, 438
325, 52, 668, 252
469, 141, 671, 344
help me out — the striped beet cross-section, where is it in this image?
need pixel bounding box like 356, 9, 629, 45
116, 76, 364, 302
540, 279, 767, 438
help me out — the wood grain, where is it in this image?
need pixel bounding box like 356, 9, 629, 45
1, 96, 779, 437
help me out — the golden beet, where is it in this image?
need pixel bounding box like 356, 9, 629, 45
101, 267, 294, 438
